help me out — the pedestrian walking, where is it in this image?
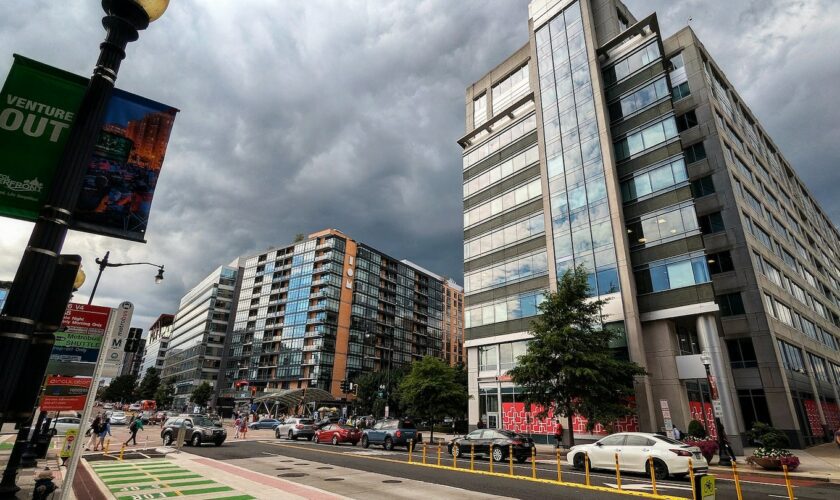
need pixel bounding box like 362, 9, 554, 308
239, 417, 248, 439
125, 416, 144, 446
234, 416, 242, 438
95, 417, 112, 451
553, 420, 564, 449
85, 415, 102, 451
716, 418, 737, 462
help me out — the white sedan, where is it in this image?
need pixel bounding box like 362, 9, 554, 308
110, 411, 128, 425
567, 432, 707, 480
49, 417, 81, 436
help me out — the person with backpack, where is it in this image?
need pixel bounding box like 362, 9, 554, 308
95, 417, 112, 451
85, 415, 102, 451
125, 416, 144, 446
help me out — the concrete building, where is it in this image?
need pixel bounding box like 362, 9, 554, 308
220, 229, 456, 403
120, 336, 146, 378
461, 0, 840, 448
138, 314, 175, 380
442, 278, 465, 367
162, 262, 242, 410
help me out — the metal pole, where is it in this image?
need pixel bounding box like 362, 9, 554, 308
697, 377, 710, 434
87, 252, 110, 305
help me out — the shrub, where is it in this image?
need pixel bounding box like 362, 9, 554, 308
687, 419, 707, 439
747, 422, 790, 449
684, 437, 719, 462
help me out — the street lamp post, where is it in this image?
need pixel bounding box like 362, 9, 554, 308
701, 352, 731, 467
87, 250, 165, 304
0, 1, 169, 496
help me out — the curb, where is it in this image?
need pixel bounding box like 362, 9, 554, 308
708, 465, 840, 484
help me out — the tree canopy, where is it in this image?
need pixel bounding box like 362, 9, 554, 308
102, 374, 137, 403
398, 356, 468, 443
190, 381, 213, 408
137, 367, 161, 400
155, 377, 176, 409
352, 367, 405, 418
508, 265, 645, 446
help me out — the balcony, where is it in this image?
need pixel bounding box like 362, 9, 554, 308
302, 344, 321, 352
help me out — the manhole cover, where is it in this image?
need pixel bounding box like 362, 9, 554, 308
278, 473, 307, 478
294, 463, 309, 465
278, 459, 293, 462
317, 467, 334, 470
275, 467, 292, 470
324, 478, 344, 481
382, 480, 402, 484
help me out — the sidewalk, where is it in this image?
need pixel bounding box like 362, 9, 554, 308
0, 431, 66, 498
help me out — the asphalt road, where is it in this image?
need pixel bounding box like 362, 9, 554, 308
180, 438, 840, 500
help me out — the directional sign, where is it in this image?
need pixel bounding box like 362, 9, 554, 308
40, 376, 92, 411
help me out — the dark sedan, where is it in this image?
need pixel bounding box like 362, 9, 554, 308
248, 418, 281, 430
448, 429, 534, 463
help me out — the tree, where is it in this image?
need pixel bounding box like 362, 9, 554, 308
508, 265, 645, 447
190, 381, 213, 409
353, 368, 406, 418
137, 367, 161, 400
102, 374, 137, 403
155, 377, 176, 409
399, 356, 468, 443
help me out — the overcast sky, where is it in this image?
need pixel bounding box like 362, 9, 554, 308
1, 0, 837, 332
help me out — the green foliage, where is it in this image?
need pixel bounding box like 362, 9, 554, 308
508, 266, 646, 447
154, 377, 176, 409
352, 368, 406, 418
747, 422, 790, 449
102, 375, 138, 403
399, 356, 469, 443
137, 367, 161, 400
687, 419, 707, 439
190, 382, 213, 408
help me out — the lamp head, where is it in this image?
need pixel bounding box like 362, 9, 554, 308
135, 0, 169, 22
700, 351, 711, 366
155, 267, 165, 284
74, 266, 87, 291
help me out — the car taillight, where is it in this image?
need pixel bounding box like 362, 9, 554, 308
395, 430, 402, 438
296, 424, 303, 429
670, 448, 692, 457
511, 440, 522, 445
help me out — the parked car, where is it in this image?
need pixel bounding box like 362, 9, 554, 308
315, 424, 361, 446
150, 411, 167, 424
49, 417, 81, 436
160, 415, 226, 447
249, 418, 281, 430
129, 403, 142, 411
103, 403, 114, 410
448, 429, 534, 463
314, 416, 341, 430
362, 419, 420, 450
275, 418, 316, 440
567, 432, 708, 480
110, 411, 127, 425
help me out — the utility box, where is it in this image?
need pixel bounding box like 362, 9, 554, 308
694, 474, 715, 500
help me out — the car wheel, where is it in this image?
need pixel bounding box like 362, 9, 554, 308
332, 436, 339, 446
288, 431, 295, 441
491, 446, 504, 463
572, 453, 589, 471
163, 433, 173, 446
308, 435, 314, 441
275, 429, 281, 439
362, 436, 370, 449
384, 437, 394, 451
214, 440, 223, 447
647, 459, 669, 481
191, 434, 201, 447
451, 444, 461, 458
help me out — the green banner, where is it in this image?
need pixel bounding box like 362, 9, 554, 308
0, 55, 86, 219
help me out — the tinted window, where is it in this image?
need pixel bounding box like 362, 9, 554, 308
480, 430, 495, 439
598, 435, 626, 446
373, 422, 383, 430
339, 425, 356, 430
399, 420, 416, 429
624, 435, 653, 446
173, 418, 183, 426
299, 419, 314, 425
466, 430, 483, 439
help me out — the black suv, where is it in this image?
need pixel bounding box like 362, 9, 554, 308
160, 414, 226, 447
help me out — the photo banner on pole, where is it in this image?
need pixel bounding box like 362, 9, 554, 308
0, 54, 178, 242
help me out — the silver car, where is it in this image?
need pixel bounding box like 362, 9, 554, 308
275, 417, 315, 440
110, 411, 127, 425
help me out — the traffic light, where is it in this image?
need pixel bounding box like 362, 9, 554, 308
250, 386, 257, 396
340, 380, 349, 393
123, 327, 143, 353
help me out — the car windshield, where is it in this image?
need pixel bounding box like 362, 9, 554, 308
496, 430, 520, 439
191, 416, 214, 427
298, 419, 314, 425
112, 412, 125, 417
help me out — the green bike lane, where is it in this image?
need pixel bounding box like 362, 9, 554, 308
88, 459, 254, 500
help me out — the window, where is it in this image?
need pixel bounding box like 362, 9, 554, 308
776, 339, 804, 372
718, 292, 745, 316
474, 94, 487, 127
626, 203, 699, 247
608, 77, 670, 121
492, 65, 530, 115
672, 81, 691, 100
634, 252, 710, 294
706, 251, 734, 274
614, 117, 679, 161
478, 345, 498, 372
691, 176, 716, 197
738, 389, 771, 432
698, 212, 725, 234
684, 142, 706, 163
727, 338, 758, 368
603, 42, 661, 86
675, 110, 698, 132
621, 157, 688, 202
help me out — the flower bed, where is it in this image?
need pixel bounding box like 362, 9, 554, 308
683, 437, 719, 463
750, 447, 800, 471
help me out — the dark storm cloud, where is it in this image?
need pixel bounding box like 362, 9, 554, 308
1, 1, 836, 328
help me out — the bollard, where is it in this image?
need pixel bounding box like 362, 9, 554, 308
688, 458, 696, 500
614, 452, 622, 490
489, 446, 494, 474
437, 443, 442, 466
509, 444, 514, 476
470, 443, 475, 471
648, 456, 657, 496
556, 448, 562, 483
104, 438, 110, 454
732, 460, 743, 500
453, 444, 458, 469
408, 440, 413, 464
584, 451, 590, 486
531, 446, 536, 479
423, 443, 427, 465
118, 444, 125, 461
782, 464, 794, 500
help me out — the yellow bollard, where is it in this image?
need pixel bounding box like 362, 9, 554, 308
104, 438, 110, 454
437, 443, 442, 466
614, 452, 622, 490
118, 444, 125, 461
732, 460, 743, 500
509, 444, 514, 476
783, 464, 795, 500
648, 456, 657, 495
584, 451, 591, 486
470, 443, 475, 471
408, 440, 413, 464
453, 444, 458, 469
688, 458, 696, 500
556, 448, 562, 483
531, 446, 536, 479
489, 446, 494, 474
423, 443, 427, 465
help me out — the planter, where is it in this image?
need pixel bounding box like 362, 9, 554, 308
749, 456, 799, 472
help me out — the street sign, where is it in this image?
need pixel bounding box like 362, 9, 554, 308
47, 303, 111, 377
101, 301, 133, 378
660, 399, 674, 439
40, 376, 92, 411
